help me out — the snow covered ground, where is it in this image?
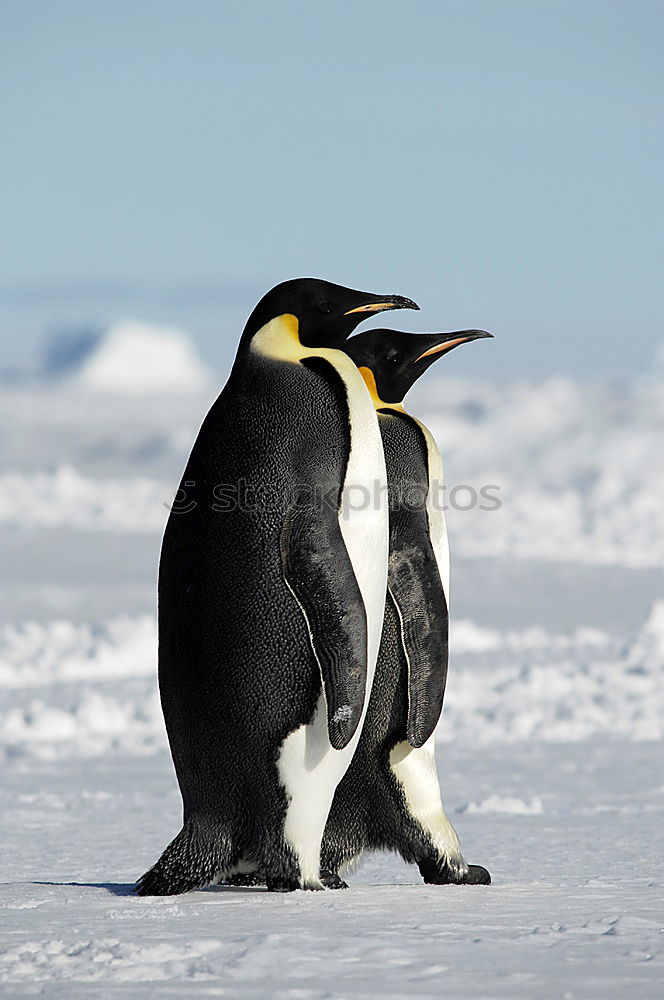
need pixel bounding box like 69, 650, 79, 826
1, 365, 662, 997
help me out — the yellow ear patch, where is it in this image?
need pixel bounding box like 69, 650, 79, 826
251, 313, 358, 381
252, 313, 304, 362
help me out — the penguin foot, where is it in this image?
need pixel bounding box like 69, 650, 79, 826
419, 859, 491, 886
320, 869, 348, 890
461, 865, 492, 885
135, 821, 230, 896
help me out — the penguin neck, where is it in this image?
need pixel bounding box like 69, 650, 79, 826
356, 367, 406, 414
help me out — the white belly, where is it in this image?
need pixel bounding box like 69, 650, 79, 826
277, 352, 389, 886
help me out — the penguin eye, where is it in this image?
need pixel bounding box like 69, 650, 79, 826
317, 300, 334, 315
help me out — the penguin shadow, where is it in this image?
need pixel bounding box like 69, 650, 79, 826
32, 880, 136, 897
31, 880, 269, 897
32, 877, 459, 896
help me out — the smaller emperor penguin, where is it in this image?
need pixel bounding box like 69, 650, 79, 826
320, 326, 493, 888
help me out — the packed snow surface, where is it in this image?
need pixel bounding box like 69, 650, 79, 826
1, 368, 662, 996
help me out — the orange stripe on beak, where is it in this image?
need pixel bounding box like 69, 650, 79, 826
414, 336, 474, 362
344, 302, 399, 315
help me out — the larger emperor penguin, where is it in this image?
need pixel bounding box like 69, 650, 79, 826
136, 279, 418, 895
320, 327, 493, 887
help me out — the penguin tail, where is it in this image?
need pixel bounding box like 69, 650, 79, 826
135, 819, 232, 896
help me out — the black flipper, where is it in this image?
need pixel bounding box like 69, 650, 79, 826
280, 501, 368, 750
387, 521, 449, 749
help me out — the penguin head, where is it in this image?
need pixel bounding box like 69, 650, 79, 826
345, 328, 493, 405
241, 278, 419, 349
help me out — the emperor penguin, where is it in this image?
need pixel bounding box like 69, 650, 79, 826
320, 326, 493, 888
136, 279, 418, 895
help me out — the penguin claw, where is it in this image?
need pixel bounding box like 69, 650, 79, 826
320, 869, 348, 890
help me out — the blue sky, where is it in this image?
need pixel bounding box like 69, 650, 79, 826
1, 0, 662, 375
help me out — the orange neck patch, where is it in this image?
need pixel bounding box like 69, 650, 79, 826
357, 366, 405, 412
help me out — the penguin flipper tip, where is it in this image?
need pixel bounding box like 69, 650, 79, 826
328, 708, 361, 751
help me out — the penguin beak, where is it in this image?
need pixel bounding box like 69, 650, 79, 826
344, 295, 419, 316
413, 329, 493, 363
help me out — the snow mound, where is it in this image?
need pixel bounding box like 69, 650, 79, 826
461, 795, 544, 815
1, 690, 165, 761
419, 374, 664, 568
0, 467, 167, 532
451, 619, 611, 654
444, 601, 664, 745
1, 604, 662, 761
44, 320, 213, 393
0, 617, 156, 687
